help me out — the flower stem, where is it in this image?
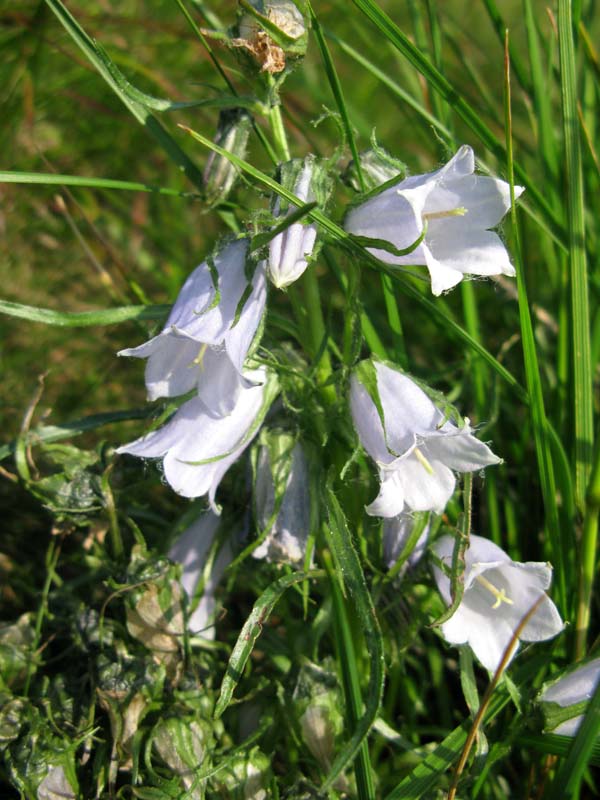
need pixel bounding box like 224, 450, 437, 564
300, 264, 337, 406
575, 435, 600, 658
267, 76, 290, 162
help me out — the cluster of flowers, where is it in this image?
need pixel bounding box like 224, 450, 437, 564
118, 145, 568, 685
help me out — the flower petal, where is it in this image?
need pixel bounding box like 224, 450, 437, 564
383, 513, 429, 571
168, 239, 250, 343
118, 380, 267, 501
196, 346, 248, 415
541, 659, 600, 706
119, 334, 201, 401
366, 471, 405, 517
397, 453, 456, 513
422, 245, 465, 296
424, 431, 501, 472
349, 377, 391, 464
225, 261, 268, 373
169, 512, 220, 602
426, 174, 523, 229
428, 225, 516, 279
375, 363, 451, 453
344, 182, 429, 266
169, 512, 233, 638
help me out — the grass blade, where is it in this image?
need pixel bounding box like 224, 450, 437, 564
558, 0, 593, 512
0, 171, 197, 196
324, 550, 376, 799
504, 33, 567, 613
0, 300, 169, 327
323, 483, 384, 791
44, 0, 205, 190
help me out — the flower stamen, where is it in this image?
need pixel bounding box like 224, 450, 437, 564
475, 574, 513, 609
413, 447, 434, 475
192, 343, 209, 368
422, 207, 467, 221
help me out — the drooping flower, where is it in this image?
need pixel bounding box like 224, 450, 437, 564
344, 145, 524, 296
433, 534, 564, 673
119, 239, 267, 415
253, 436, 311, 564
383, 513, 430, 574
168, 511, 233, 639
268, 157, 318, 289
538, 658, 600, 736
117, 368, 278, 509
350, 360, 501, 517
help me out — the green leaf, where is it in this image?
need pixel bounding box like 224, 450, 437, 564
0, 300, 169, 327
214, 570, 323, 718
0, 171, 196, 197
0, 409, 154, 462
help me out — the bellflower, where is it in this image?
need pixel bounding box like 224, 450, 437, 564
433, 534, 564, 673
350, 361, 501, 517
539, 658, 600, 736
268, 158, 318, 289
119, 239, 267, 414
344, 145, 524, 296
253, 439, 310, 564
169, 511, 233, 639
117, 368, 278, 509
383, 513, 430, 574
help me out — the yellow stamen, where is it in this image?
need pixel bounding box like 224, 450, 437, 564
413, 447, 434, 475
475, 574, 513, 609
422, 207, 467, 221
192, 343, 208, 369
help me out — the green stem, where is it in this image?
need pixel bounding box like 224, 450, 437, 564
301, 265, 336, 405
267, 78, 291, 162
323, 549, 376, 800
24, 540, 60, 697
460, 280, 501, 543
380, 274, 407, 368
575, 436, 600, 658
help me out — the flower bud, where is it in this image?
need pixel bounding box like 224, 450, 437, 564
538, 658, 600, 736
267, 155, 330, 288
209, 746, 271, 798
153, 716, 214, 797
253, 432, 311, 564
345, 145, 407, 193
203, 109, 251, 206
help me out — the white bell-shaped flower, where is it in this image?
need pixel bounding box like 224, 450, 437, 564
119, 239, 267, 414
168, 511, 233, 639
253, 439, 310, 564
539, 658, 600, 736
268, 159, 318, 289
344, 145, 524, 296
350, 361, 500, 517
383, 513, 430, 573
117, 368, 277, 509
433, 534, 564, 673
